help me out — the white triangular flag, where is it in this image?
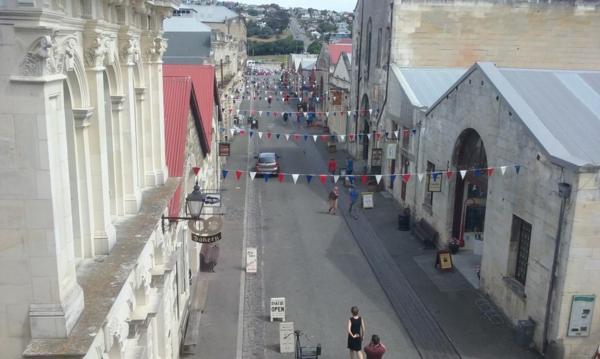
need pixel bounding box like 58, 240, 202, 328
304, 112, 308, 117
375, 175, 382, 184
313, 135, 318, 142
333, 175, 339, 183
258, 111, 263, 116
367, 134, 371, 140
460, 170, 467, 179
369, 108, 373, 115
230, 128, 235, 136
394, 130, 399, 138
292, 174, 299, 184
249, 172, 256, 180
500, 166, 507, 175
236, 109, 240, 115
418, 174, 424, 182
339, 135, 346, 142
258, 131, 263, 139
325, 112, 329, 117
316, 97, 320, 102
347, 111, 352, 116
285, 133, 290, 140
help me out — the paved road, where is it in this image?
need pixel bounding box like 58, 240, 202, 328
289, 18, 311, 51
239, 75, 419, 359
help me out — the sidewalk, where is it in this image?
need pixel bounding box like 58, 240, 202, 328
313, 137, 541, 359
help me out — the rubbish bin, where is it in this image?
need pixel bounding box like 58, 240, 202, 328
398, 209, 410, 231
515, 319, 536, 347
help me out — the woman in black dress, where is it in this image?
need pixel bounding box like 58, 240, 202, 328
347, 306, 366, 359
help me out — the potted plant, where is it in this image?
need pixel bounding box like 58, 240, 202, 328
448, 237, 460, 254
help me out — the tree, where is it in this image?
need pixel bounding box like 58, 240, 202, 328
307, 41, 322, 55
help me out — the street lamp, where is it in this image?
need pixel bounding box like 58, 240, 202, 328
161, 181, 206, 233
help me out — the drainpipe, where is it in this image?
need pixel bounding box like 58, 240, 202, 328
373, 1, 394, 174
354, 0, 365, 153
542, 181, 572, 354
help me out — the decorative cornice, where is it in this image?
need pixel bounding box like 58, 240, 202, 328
141, 34, 167, 63
135, 87, 146, 101
84, 33, 116, 69
119, 35, 141, 65
111, 95, 125, 111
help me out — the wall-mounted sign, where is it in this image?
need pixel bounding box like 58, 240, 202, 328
279, 322, 295, 353
188, 216, 222, 243
428, 173, 442, 192
219, 142, 231, 157
246, 248, 257, 273
203, 193, 221, 207
371, 148, 383, 167
270, 297, 286, 322
568, 295, 595, 337
386, 143, 397, 159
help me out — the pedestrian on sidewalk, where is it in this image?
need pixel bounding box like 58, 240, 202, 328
346, 156, 354, 175
364, 335, 386, 359
328, 158, 337, 178
349, 185, 359, 217
328, 186, 339, 215
347, 306, 365, 359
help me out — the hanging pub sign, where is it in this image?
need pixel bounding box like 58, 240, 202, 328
202, 192, 221, 207
428, 172, 442, 192
219, 142, 231, 157
189, 216, 223, 243
371, 148, 383, 167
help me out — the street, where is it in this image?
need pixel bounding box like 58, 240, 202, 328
191, 70, 419, 358
289, 18, 311, 51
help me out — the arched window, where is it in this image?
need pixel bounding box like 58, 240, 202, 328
384, 27, 391, 68
366, 18, 372, 82
376, 27, 382, 67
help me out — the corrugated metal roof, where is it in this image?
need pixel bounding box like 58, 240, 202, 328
163, 16, 212, 32
327, 43, 352, 65
163, 76, 193, 217
301, 59, 316, 70
164, 64, 216, 154
185, 5, 238, 22
427, 62, 600, 168
393, 65, 466, 108
290, 54, 317, 70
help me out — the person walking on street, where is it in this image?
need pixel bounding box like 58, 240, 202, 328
349, 185, 359, 218
364, 335, 386, 359
328, 186, 339, 215
346, 156, 354, 175
347, 306, 365, 359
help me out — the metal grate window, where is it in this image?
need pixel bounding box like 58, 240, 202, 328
512, 215, 532, 285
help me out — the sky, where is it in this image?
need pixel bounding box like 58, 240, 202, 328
234, 0, 356, 12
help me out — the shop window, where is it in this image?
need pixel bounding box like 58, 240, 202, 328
510, 215, 532, 285
424, 161, 435, 207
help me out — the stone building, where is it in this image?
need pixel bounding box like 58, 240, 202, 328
412, 62, 600, 358
315, 42, 352, 119
350, 0, 600, 165
0, 0, 224, 357
325, 52, 352, 142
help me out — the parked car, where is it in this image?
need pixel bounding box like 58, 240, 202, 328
255, 152, 280, 176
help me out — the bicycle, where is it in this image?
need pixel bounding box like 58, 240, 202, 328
293, 330, 322, 359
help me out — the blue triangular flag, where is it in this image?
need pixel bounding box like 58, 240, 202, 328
266, 112, 270, 116
432, 172, 440, 181
304, 134, 309, 141
515, 165, 521, 174
222, 170, 228, 179
220, 127, 225, 133
306, 175, 313, 183
276, 133, 281, 139
249, 131, 254, 137
390, 175, 396, 183
349, 176, 355, 184
474, 168, 481, 177
411, 128, 417, 135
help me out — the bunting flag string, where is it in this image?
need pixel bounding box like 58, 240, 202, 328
224, 127, 418, 142
221, 165, 524, 185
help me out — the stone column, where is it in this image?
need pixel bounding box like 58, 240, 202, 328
73, 108, 95, 258
110, 95, 125, 217
135, 87, 148, 189
119, 34, 142, 214
84, 32, 116, 255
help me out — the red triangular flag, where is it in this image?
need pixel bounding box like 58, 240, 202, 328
349, 134, 355, 142
192, 166, 200, 175
361, 175, 367, 185
402, 174, 411, 183
320, 135, 329, 142
319, 175, 327, 184
278, 173, 285, 183
446, 171, 453, 179
375, 132, 381, 141
267, 132, 272, 139
240, 130, 245, 136
487, 168, 494, 177
235, 170, 242, 180
294, 134, 300, 141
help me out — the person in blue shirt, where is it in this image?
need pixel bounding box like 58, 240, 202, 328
346, 157, 354, 175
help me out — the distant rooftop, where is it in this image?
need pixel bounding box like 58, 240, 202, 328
184, 4, 239, 22
163, 16, 212, 32
393, 66, 466, 108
